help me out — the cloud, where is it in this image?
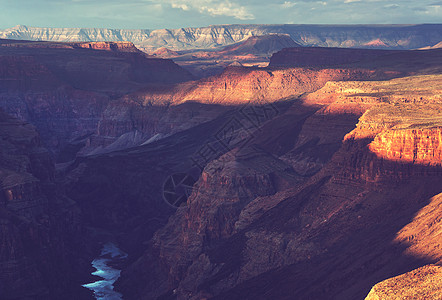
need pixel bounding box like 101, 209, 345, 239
200, 3, 254, 19
428, 1, 441, 9
282, 1, 297, 8
171, 3, 190, 10
344, 0, 361, 3
384, 3, 400, 9
167, 0, 254, 20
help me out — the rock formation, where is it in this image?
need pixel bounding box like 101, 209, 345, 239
0, 39, 193, 157
152, 34, 301, 78
113, 72, 442, 299
88, 49, 442, 154
0, 110, 92, 299
365, 265, 442, 299
1, 34, 442, 299
2, 24, 442, 51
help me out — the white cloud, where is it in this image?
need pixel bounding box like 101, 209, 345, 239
344, 0, 361, 3
171, 3, 190, 10
200, 3, 254, 19
166, 0, 254, 20
282, 1, 297, 8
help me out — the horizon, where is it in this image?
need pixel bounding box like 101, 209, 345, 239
2, 22, 442, 31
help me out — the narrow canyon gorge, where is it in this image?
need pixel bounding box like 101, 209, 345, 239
0, 33, 441, 300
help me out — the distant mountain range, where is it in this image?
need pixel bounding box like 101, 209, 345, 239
1, 24, 442, 51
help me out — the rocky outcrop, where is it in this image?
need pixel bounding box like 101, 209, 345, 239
369, 128, 442, 165
365, 265, 442, 300
73, 41, 139, 52
2, 24, 442, 51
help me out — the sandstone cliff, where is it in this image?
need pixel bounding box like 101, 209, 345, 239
2, 25, 442, 300
365, 265, 442, 299
2, 24, 442, 51
0, 39, 193, 157
85, 65, 396, 154
114, 73, 442, 299
89, 49, 442, 153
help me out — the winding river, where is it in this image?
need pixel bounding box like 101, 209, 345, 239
82, 242, 127, 300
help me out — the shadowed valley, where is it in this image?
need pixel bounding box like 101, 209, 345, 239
0, 34, 441, 300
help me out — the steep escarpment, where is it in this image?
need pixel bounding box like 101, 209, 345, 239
369, 128, 442, 165
0, 39, 193, 93
3, 41, 437, 160
85, 101, 231, 155
0, 39, 193, 156
88, 56, 417, 153
115, 100, 366, 299
86, 66, 391, 153
2, 24, 442, 51
115, 64, 401, 106
2, 25, 442, 300
65, 100, 294, 256
114, 73, 442, 299
177, 67, 388, 104
0, 111, 91, 299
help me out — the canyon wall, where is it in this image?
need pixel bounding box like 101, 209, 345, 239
114, 74, 442, 299
2, 24, 442, 51
0, 111, 92, 299
1, 37, 441, 299
89, 47, 442, 153
0, 39, 193, 157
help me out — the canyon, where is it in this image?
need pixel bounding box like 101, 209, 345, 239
2, 24, 442, 51
2, 24, 442, 78
0, 110, 93, 299
113, 73, 442, 299
0, 33, 441, 300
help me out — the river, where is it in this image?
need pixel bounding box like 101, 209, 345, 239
82, 242, 128, 300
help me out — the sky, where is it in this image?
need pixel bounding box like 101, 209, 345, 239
0, 0, 441, 29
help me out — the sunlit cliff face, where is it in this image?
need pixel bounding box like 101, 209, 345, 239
2, 35, 442, 300
113, 65, 442, 299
